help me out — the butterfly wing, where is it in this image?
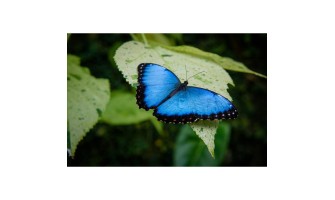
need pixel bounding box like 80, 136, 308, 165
153, 86, 238, 124
136, 63, 181, 110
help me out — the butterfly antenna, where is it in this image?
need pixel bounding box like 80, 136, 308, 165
185, 65, 188, 80
187, 71, 206, 81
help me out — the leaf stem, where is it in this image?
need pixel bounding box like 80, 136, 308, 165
141, 33, 149, 47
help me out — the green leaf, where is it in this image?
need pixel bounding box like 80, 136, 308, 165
113, 41, 237, 157
190, 121, 219, 158
214, 122, 231, 162
174, 122, 231, 166
131, 33, 176, 46
101, 90, 163, 135
164, 45, 266, 78
67, 55, 110, 156
114, 40, 235, 100
101, 90, 153, 125
149, 118, 164, 135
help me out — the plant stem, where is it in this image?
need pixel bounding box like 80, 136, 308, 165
141, 33, 148, 46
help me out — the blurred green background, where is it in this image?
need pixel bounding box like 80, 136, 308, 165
67, 34, 267, 166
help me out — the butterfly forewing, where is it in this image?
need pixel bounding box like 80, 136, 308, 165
136, 63, 181, 110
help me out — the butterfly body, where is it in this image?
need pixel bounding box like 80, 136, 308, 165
136, 63, 238, 124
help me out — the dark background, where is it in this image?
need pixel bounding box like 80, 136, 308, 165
67, 34, 267, 166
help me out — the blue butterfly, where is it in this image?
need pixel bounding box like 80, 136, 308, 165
136, 63, 238, 124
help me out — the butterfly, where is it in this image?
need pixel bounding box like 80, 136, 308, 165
136, 63, 238, 124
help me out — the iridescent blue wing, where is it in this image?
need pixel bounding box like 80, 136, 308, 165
153, 86, 238, 124
136, 63, 181, 110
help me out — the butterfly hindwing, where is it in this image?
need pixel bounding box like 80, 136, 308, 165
136, 63, 181, 110
153, 86, 238, 124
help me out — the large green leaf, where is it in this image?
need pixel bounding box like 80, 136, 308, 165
174, 123, 231, 166
130, 34, 176, 46
100, 90, 163, 134
101, 91, 153, 125
190, 121, 219, 158
113, 41, 237, 158
114, 41, 235, 100
67, 55, 110, 156
164, 45, 266, 78
214, 123, 231, 162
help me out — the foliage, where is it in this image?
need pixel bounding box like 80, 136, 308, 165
113, 38, 265, 157
114, 40, 240, 157
174, 122, 231, 166
67, 34, 267, 166
100, 90, 163, 134
164, 45, 266, 78
67, 55, 110, 156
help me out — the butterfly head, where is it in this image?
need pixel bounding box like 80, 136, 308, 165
175, 81, 188, 92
